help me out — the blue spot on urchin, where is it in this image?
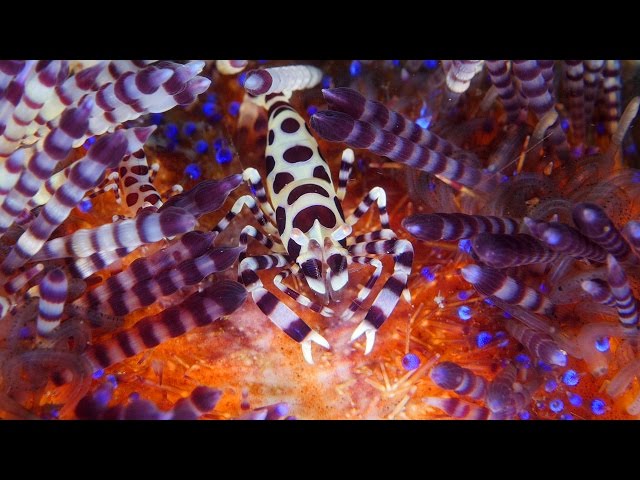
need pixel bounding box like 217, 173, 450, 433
519, 411, 530, 420
458, 305, 472, 321
560, 118, 570, 132
216, 148, 233, 164
483, 297, 495, 306
129, 392, 140, 401
560, 413, 573, 420
150, 113, 164, 125
625, 143, 638, 155
307, 105, 318, 116
83, 136, 96, 149
392, 60, 401, 67
545, 379, 558, 393
18, 326, 31, 339
350, 60, 362, 77
79, 198, 92, 213
420, 266, 436, 282
458, 239, 472, 254
228, 101, 241, 117
213, 138, 224, 151
207, 94, 218, 103
165, 123, 178, 140
423, 60, 438, 69
457, 290, 471, 300
539, 282, 548, 293
568, 392, 583, 407
202, 102, 216, 117
502, 311, 512, 319
537, 361, 553, 372
185, 163, 201, 180
549, 399, 564, 413
596, 123, 606, 135
476, 331, 493, 348
195, 140, 208, 155
515, 354, 531, 368
183, 122, 197, 137
632, 171, 640, 184
591, 398, 606, 415
106, 374, 118, 388
595, 336, 610, 352
402, 353, 420, 371
238, 72, 247, 87
92, 369, 104, 379
562, 369, 579, 387
416, 117, 431, 129
321, 75, 332, 89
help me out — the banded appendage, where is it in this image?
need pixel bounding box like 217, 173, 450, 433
244, 65, 322, 96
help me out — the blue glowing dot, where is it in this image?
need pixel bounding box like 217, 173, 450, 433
596, 123, 606, 135
165, 123, 178, 140
502, 311, 512, 319
392, 60, 401, 67
402, 353, 420, 371
483, 297, 495, 306
458, 290, 470, 300
79, 199, 92, 213
537, 361, 553, 372
476, 331, 493, 348
238, 72, 247, 87
216, 148, 233, 164
129, 392, 140, 401
307, 105, 318, 116
562, 369, 579, 387
544, 379, 558, 393
106, 374, 118, 388
183, 122, 197, 136
625, 143, 637, 155
595, 336, 610, 352
458, 239, 472, 254
560, 118, 570, 132
500, 174, 510, 183
568, 392, 583, 407
321, 75, 332, 89
560, 414, 573, 420
591, 398, 606, 415
92, 369, 104, 379
202, 102, 216, 117
458, 305, 472, 321
632, 171, 640, 184
420, 266, 436, 282
423, 60, 438, 69
228, 101, 240, 116
416, 117, 431, 129
519, 411, 530, 420
18, 326, 31, 339
536, 401, 546, 410
150, 113, 164, 125
515, 354, 531, 368
549, 399, 564, 413
50, 409, 60, 419
539, 282, 548, 293
83, 136, 96, 149
350, 60, 362, 77
185, 163, 201, 180
194, 140, 208, 154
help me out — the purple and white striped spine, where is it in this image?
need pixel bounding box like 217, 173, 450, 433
485, 60, 525, 123
216, 60, 249, 75
36, 268, 68, 338
563, 60, 586, 145
68, 247, 136, 279
606, 254, 639, 327
321, 87, 476, 161
524, 217, 608, 263
444, 60, 484, 94
0, 97, 93, 236
471, 233, 564, 268
600, 60, 622, 135
429, 361, 487, 400
581, 279, 617, 307
243, 65, 323, 96
32, 206, 197, 261
583, 60, 605, 130
572, 202, 637, 265
403, 213, 519, 242
85, 281, 246, 371
460, 264, 553, 314
423, 397, 501, 420
310, 110, 495, 191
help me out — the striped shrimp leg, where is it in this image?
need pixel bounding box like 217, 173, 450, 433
0, 60, 61, 158
563, 60, 586, 145
0, 148, 28, 201
85, 281, 246, 372
321, 87, 477, 162
429, 361, 487, 400
1, 130, 133, 274
600, 60, 622, 135
93, 60, 156, 86
502, 318, 568, 366
524, 217, 608, 262
460, 264, 553, 315
0, 97, 93, 237
403, 213, 519, 242
581, 279, 617, 307
0, 60, 26, 94
471, 233, 564, 268
572, 202, 637, 265
31, 206, 196, 260
82, 244, 241, 316
583, 60, 605, 131
485, 60, 526, 123
216, 60, 249, 75
511, 60, 569, 160
606, 255, 639, 327
75, 230, 215, 307
423, 397, 498, 420
348, 238, 413, 354
244, 65, 323, 95
239, 255, 330, 364
310, 110, 495, 192
68, 247, 137, 279
36, 268, 67, 339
